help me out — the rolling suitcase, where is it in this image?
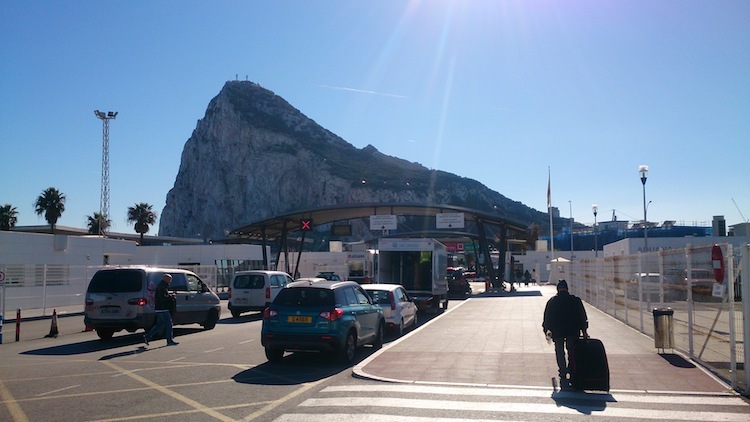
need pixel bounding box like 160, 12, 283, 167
569, 337, 610, 391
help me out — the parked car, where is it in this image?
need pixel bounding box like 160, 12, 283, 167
316, 271, 343, 281
626, 273, 662, 301
228, 270, 294, 318
447, 267, 472, 297
362, 283, 418, 336
261, 279, 385, 363
84, 267, 221, 340
664, 268, 721, 302
685, 268, 721, 302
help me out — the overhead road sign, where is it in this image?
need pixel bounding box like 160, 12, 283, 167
370, 215, 397, 231
436, 213, 465, 229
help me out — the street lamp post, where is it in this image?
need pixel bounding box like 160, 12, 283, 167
569, 200, 573, 260
592, 204, 598, 257
639, 165, 649, 252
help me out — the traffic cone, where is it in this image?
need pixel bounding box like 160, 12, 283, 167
45, 309, 59, 338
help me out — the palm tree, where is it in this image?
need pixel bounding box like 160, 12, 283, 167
127, 202, 157, 245
87, 212, 111, 235
0, 204, 19, 230
34, 187, 66, 233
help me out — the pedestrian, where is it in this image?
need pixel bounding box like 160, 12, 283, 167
542, 279, 588, 387
524, 270, 531, 287
144, 273, 179, 346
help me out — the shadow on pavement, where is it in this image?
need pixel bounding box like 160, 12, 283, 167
551, 389, 615, 415
232, 345, 381, 386
659, 353, 697, 368
20, 327, 202, 356
216, 313, 263, 324
475, 290, 543, 298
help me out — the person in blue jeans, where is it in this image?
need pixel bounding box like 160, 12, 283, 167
144, 273, 179, 346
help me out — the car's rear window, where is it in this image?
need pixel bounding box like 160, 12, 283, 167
87, 270, 143, 293
234, 274, 265, 289
366, 290, 389, 303
274, 287, 335, 307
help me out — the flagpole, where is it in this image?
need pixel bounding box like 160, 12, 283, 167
548, 167, 555, 261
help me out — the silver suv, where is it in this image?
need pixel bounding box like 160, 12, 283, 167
84, 267, 221, 340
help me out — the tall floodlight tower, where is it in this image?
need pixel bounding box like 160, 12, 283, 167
94, 110, 118, 235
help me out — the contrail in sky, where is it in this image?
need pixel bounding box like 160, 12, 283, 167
317, 84, 408, 99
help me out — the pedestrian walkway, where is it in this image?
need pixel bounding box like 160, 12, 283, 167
354, 284, 735, 394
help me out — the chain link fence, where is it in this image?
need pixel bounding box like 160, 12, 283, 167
568, 242, 749, 394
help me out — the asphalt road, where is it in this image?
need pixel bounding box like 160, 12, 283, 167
2, 283, 749, 422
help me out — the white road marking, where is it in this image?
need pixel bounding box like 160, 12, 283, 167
166, 356, 186, 362
203, 347, 224, 353
101, 361, 233, 422
275, 414, 502, 422
111, 369, 143, 377
300, 397, 750, 421
35, 384, 81, 397
321, 384, 748, 406
239, 339, 255, 345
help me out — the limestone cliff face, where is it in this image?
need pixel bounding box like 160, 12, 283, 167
159, 81, 543, 240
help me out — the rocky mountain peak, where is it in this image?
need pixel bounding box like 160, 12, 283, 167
159, 80, 546, 240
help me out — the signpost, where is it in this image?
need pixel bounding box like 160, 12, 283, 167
711, 244, 725, 283
711, 245, 726, 298
0, 270, 4, 344
436, 213, 465, 229
370, 215, 397, 231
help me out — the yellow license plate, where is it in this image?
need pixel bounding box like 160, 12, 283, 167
287, 316, 312, 323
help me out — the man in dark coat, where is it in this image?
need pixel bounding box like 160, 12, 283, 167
144, 273, 179, 346
542, 280, 588, 385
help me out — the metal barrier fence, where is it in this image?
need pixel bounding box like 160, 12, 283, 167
0, 264, 223, 318
568, 242, 749, 395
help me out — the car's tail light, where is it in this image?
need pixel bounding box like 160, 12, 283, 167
127, 298, 147, 306
388, 292, 396, 310
319, 308, 345, 321
266, 287, 271, 299
85, 299, 93, 306
228, 287, 232, 299
263, 308, 278, 319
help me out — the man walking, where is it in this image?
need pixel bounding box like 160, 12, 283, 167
145, 273, 179, 346
542, 279, 587, 386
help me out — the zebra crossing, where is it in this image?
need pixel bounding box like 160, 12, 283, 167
271, 383, 750, 421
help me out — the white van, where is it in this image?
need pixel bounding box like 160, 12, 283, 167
84, 267, 221, 340
228, 270, 294, 317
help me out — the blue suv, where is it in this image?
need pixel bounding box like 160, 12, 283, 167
261, 279, 385, 363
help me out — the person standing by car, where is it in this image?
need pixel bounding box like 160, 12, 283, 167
542, 280, 588, 386
145, 273, 179, 346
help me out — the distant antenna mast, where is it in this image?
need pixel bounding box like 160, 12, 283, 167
94, 110, 118, 235
732, 198, 748, 222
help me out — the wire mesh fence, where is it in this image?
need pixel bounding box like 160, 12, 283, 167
569, 242, 748, 394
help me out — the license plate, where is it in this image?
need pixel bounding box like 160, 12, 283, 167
101, 307, 120, 315
287, 316, 312, 323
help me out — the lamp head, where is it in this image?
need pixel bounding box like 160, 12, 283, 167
639, 165, 648, 184
592, 204, 598, 216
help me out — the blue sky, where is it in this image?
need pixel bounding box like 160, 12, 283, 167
2, 1, 748, 234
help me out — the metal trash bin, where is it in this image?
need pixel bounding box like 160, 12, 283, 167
652, 307, 674, 352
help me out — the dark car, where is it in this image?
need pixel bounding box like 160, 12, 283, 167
261, 279, 385, 363
316, 271, 343, 281
447, 267, 471, 297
